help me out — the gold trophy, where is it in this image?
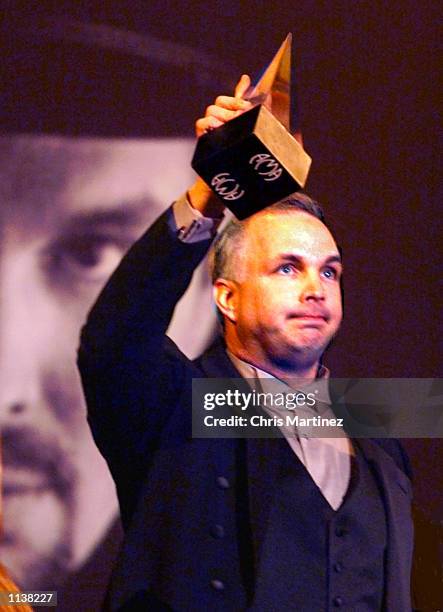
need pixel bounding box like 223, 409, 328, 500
192, 34, 312, 219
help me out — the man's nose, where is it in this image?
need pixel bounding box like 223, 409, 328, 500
300, 269, 325, 302
0, 253, 48, 426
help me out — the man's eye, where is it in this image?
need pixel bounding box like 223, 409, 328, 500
47, 234, 128, 284
322, 267, 338, 280
277, 263, 296, 275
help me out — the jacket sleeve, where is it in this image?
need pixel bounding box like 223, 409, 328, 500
77, 206, 213, 514
372, 438, 413, 480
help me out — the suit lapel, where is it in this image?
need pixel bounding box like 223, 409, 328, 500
196, 337, 240, 379
356, 439, 413, 610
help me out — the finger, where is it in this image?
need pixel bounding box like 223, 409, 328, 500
234, 74, 251, 99
195, 115, 223, 138
213, 95, 251, 111
205, 104, 240, 122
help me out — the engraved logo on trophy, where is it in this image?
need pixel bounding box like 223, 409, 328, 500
249, 153, 283, 181
192, 34, 312, 219
211, 173, 245, 201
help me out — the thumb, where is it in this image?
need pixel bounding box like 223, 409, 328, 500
234, 74, 251, 99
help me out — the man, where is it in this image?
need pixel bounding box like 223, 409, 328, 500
78, 77, 414, 610
0, 134, 215, 597
0, 15, 222, 609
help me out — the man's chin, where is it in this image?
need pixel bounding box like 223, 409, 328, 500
274, 336, 332, 371
285, 335, 326, 354
0, 484, 74, 590
0, 541, 72, 591
289, 328, 336, 356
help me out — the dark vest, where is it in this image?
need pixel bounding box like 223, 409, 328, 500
251, 439, 387, 611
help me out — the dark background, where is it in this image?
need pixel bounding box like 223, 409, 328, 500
2, 0, 441, 606
5, 0, 439, 377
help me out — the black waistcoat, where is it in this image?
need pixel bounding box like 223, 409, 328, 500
250, 439, 387, 611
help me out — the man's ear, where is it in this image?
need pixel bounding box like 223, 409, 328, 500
213, 279, 238, 324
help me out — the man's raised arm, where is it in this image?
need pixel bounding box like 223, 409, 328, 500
76, 77, 250, 511
78, 74, 251, 364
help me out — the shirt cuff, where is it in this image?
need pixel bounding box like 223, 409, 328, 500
172, 192, 224, 243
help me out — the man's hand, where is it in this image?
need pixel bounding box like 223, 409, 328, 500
188, 75, 252, 218
195, 74, 252, 137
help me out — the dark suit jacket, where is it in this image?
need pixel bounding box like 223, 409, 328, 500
78, 208, 414, 611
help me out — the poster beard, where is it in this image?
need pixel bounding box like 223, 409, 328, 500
1, 426, 74, 590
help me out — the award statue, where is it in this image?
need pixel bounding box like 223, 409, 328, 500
192, 34, 312, 219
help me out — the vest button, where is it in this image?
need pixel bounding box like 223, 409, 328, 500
333, 561, 343, 573
211, 524, 225, 539
333, 595, 343, 607
216, 476, 230, 489
210, 579, 225, 591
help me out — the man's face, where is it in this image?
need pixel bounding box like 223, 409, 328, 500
0, 134, 213, 589
226, 210, 343, 372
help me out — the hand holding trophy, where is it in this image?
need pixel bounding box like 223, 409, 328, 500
192, 34, 312, 219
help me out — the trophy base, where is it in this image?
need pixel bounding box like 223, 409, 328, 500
192, 104, 312, 219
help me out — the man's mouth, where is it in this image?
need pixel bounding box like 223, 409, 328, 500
289, 311, 328, 324
1, 425, 75, 502
2, 466, 52, 496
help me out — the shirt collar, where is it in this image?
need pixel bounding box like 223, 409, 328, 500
227, 350, 331, 405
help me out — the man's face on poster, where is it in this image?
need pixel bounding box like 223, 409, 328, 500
0, 134, 214, 589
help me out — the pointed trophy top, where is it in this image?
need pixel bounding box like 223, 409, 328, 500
244, 33, 292, 130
